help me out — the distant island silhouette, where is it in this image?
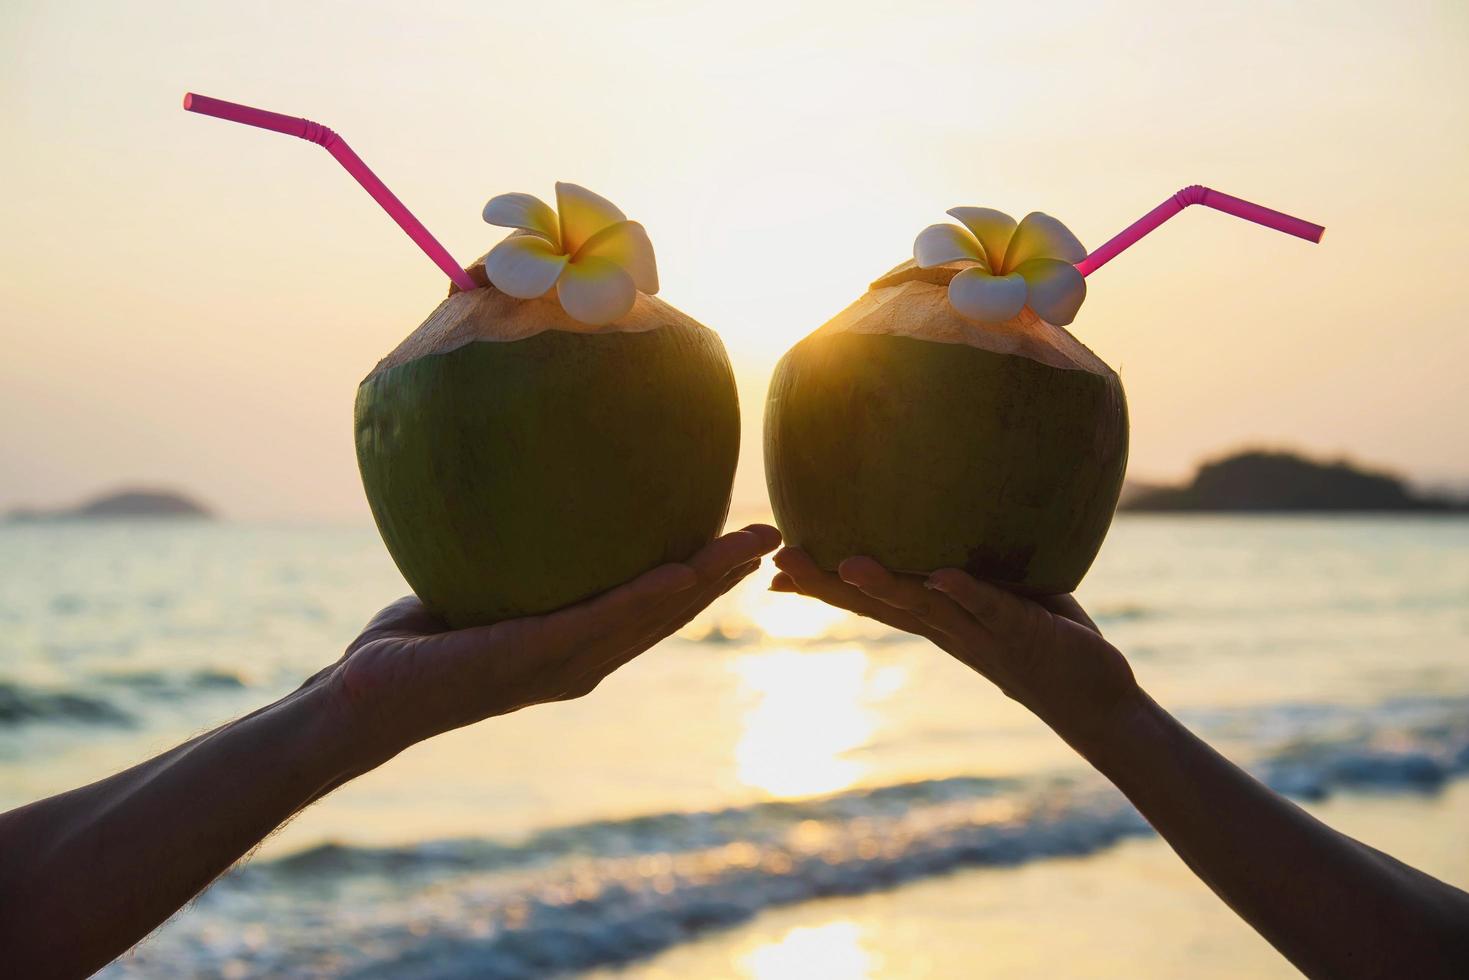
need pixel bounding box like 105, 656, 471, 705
1123, 450, 1465, 513
5, 488, 214, 522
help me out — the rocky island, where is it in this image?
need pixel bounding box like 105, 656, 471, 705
5, 488, 214, 522
1123, 450, 1463, 513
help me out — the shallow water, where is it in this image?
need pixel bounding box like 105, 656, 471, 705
2, 515, 1466, 977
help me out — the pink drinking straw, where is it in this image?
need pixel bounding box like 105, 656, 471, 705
1075, 185, 1324, 278
182, 93, 478, 293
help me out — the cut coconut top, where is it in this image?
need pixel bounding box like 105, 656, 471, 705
363, 256, 703, 380
805, 259, 1114, 376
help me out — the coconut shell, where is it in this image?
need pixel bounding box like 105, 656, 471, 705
356, 272, 740, 627
764, 263, 1127, 595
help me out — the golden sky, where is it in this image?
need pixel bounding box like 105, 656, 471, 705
2, 1, 1466, 518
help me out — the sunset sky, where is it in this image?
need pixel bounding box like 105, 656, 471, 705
2, 1, 1466, 518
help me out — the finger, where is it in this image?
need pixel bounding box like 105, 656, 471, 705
555, 530, 767, 650
772, 546, 838, 586
682, 555, 761, 610
773, 548, 938, 639
774, 547, 885, 614
533, 536, 776, 696
619, 555, 761, 656
837, 557, 972, 636
471, 561, 699, 673
568, 556, 763, 683
403, 558, 712, 720
769, 571, 799, 593
773, 547, 865, 609
354, 596, 446, 643
1036, 593, 1101, 635
558, 561, 700, 634
627, 526, 778, 644
684, 524, 781, 584
657, 553, 765, 639
924, 568, 1038, 640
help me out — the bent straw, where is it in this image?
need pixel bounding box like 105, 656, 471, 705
1075, 185, 1324, 278
183, 93, 477, 292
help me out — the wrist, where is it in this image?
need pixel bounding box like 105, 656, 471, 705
273, 672, 397, 787
1055, 688, 1170, 776
1036, 683, 1158, 767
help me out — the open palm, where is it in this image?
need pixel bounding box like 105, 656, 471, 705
770, 548, 1138, 743
330, 524, 781, 758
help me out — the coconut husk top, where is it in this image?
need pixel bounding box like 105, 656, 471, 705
364, 253, 704, 380
810, 258, 1113, 376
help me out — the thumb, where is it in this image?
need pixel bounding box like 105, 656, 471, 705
924, 569, 1039, 639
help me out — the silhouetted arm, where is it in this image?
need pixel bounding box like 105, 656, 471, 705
773, 549, 1469, 979
0, 683, 359, 980
1084, 690, 1469, 977
0, 526, 780, 979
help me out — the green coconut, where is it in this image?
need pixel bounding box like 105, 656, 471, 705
764, 259, 1127, 595
355, 262, 740, 627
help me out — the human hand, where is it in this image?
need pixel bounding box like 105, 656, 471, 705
770, 549, 1140, 746
324, 525, 781, 763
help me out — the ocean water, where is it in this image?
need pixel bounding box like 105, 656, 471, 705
2, 515, 1467, 977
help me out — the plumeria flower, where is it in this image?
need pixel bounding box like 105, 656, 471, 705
913, 208, 1088, 326
482, 183, 658, 326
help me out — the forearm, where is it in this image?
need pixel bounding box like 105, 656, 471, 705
1063, 691, 1469, 978
0, 677, 375, 978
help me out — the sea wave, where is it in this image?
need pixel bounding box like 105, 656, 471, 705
99, 668, 247, 699
1261, 734, 1469, 799
266, 775, 1022, 884
0, 668, 249, 732
0, 681, 135, 728
105, 699, 1469, 979
342, 791, 1146, 980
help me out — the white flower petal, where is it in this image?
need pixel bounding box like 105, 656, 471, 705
482, 192, 561, 247
1015, 258, 1087, 326
1002, 212, 1087, 271
555, 182, 626, 255
557, 256, 636, 325
914, 223, 986, 271
947, 268, 1027, 323
946, 207, 1017, 271
573, 220, 658, 294
484, 235, 568, 299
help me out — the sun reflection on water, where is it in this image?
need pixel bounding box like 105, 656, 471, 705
731, 647, 906, 798
738, 578, 851, 641
739, 921, 876, 979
